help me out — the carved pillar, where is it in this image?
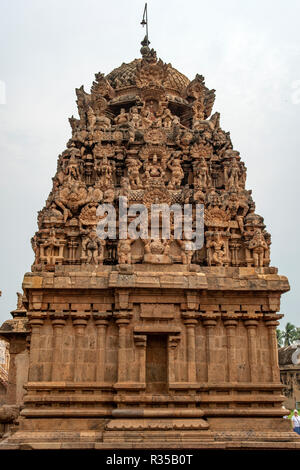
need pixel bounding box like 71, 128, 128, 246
67, 237, 79, 263
168, 335, 180, 383
134, 335, 147, 384
72, 315, 89, 382
223, 317, 238, 383
51, 315, 66, 382
265, 318, 281, 382
202, 315, 218, 383
244, 319, 259, 382
115, 311, 132, 383
182, 313, 197, 383
94, 315, 109, 383
28, 314, 44, 382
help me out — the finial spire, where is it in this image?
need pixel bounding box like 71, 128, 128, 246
140, 3, 156, 60
140, 3, 149, 47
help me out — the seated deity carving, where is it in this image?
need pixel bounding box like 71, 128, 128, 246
114, 108, 130, 127
143, 154, 166, 187
206, 232, 227, 266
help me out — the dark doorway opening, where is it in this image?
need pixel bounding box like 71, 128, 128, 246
146, 334, 168, 393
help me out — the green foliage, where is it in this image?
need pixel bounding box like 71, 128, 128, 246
277, 322, 300, 348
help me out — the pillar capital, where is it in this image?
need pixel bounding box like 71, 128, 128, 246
29, 318, 44, 328
27, 311, 46, 324
51, 319, 66, 328
50, 313, 67, 328
223, 319, 239, 328
265, 320, 280, 328
93, 312, 111, 326
202, 319, 217, 328
181, 311, 198, 326
71, 313, 89, 328
244, 319, 259, 328
114, 310, 132, 325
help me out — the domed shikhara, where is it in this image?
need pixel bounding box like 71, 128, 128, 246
31, 46, 270, 271
106, 57, 190, 96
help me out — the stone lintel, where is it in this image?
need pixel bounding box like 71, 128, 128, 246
133, 326, 181, 334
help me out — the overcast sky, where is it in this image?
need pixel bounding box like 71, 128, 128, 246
0, 0, 299, 328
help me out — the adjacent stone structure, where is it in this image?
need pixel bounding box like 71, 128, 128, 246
0, 339, 9, 404
0, 40, 299, 449
279, 342, 300, 411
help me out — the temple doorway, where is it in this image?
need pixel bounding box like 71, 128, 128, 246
145, 334, 168, 393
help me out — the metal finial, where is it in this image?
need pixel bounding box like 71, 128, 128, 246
141, 3, 149, 47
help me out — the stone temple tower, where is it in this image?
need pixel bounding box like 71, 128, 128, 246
0, 39, 299, 449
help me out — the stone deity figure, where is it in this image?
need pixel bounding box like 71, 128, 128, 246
117, 237, 135, 264
207, 233, 226, 266
87, 106, 97, 131
42, 228, 61, 265
248, 229, 268, 267
226, 159, 241, 190
96, 156, 114, 189
224, 191, 249, 233
64, 156, 82, 182
161, 108, 174, 128
143, 154, 165, 186
129, 106, 142, 129
126, 157, 143, 189
81, 229, 105, 265
114, 108, 129, 126
194, 157, 211, 190
140, 106, 152, 128
167, 156, 184, 189
75, 86, 90, 124
176, 237, 194, 265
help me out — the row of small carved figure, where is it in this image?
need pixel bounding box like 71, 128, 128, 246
51, 147, 246, 197
73, 86, 215, 133
70, 103, 232, 157
31, 225, 270, 269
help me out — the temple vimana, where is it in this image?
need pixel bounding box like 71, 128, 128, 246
0, 38, 299, 450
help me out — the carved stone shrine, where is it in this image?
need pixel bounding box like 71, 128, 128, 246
0, 39, 298, 449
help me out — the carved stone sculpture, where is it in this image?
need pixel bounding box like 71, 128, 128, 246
1, 36, 295, 452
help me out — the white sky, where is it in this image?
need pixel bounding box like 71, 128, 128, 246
0, 0, 299, 328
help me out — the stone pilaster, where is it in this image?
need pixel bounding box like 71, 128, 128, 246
223, 316, 238, 383
51, 314, 66, 382
265, 316, 281, 382
28, 313, 44, 382
202, 315, 218, 383
114, 311, 132, 384
168, 335, 180, 383
72, 315, 89, 382
134, 334, 147, 384
244, 318, 259, 382
182, 312, 197, 383
94, 314, 109, 383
